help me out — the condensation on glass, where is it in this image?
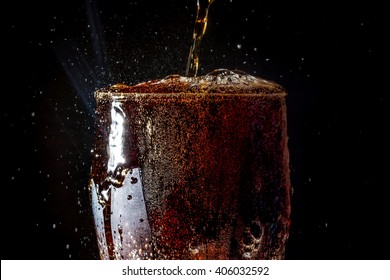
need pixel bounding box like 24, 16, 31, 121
89, 69, 291, 260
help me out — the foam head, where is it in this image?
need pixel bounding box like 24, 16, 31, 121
97, 69, 285, 95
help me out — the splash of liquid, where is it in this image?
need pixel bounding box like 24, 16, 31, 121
185, 0, 215, 77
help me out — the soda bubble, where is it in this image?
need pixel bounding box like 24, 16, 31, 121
250, 221, 262, 239
242, 231, 254, 245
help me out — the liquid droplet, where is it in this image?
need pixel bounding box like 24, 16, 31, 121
131, 177, 138, 184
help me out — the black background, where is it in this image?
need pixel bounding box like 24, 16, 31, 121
2, 0, 388, 260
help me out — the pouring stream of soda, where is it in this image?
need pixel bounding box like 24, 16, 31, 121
185, 0, 215, 77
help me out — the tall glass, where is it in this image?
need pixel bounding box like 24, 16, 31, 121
88, 70, 291, 260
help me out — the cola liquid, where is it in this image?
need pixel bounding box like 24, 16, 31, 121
89, 69, 291, 260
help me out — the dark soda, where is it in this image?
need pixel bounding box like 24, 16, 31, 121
89, 69, 291, 259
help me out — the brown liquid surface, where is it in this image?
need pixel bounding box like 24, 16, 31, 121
96, 69, 285, 95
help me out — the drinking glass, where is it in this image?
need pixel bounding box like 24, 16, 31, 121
88, 71, 291, 260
